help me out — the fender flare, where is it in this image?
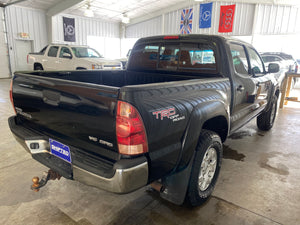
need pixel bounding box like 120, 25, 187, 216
178, 100, 229, 169
160, 100, 229, 205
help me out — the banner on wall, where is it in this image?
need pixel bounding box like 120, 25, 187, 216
180, 8, 193, 34
199, 2, 213, 29
63, 17, 76, 42
218, 4, 236, 33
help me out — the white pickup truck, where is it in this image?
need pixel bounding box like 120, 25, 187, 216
27, 44, 123, 71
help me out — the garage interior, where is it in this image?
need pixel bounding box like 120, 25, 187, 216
0, 0, 300, 224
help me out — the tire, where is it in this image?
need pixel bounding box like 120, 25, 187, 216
186, 129, 223, 206
34, 64, 43, 70
257, 95, 278, 131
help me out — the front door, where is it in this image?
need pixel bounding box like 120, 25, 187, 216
230, 43, 270, 132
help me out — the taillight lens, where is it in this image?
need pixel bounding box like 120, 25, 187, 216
9, 80, 16, 114
116, 101, 148, 155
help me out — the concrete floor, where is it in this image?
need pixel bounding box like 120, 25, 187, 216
1, 78, 300, 225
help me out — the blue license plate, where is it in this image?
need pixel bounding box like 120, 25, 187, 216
49, 139, 71, 163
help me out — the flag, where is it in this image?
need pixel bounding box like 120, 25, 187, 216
199, 2, 213, 29
218, 4, 236, 33
180, 8, 193, 34
63, 17, 76, 42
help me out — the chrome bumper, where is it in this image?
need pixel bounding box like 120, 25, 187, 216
9, 116, 149, 194
73, 162, 148, 194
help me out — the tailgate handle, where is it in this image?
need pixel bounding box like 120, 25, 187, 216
43, 90, 60, 106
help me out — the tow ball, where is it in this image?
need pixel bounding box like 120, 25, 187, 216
31, 169, 62, 192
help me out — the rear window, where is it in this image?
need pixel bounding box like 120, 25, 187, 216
128, 42, 218, 74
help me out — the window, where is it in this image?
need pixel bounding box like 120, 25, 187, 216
158, 45, 179, 70
262, 56, 282, 63
71, 47, 102, 58
230, 44, 249, 75
248, 48, 264, 75
48, 46, 59, 57
178, 44, 217, 72
59, 47, 72, 58
128, 43, 159, 70
128, 42, 218, 75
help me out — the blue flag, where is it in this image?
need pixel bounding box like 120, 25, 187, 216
199, 2, 213, 29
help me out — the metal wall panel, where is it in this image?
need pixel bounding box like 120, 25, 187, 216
126, 16, 162, 38
126, 2, 255, 38
52, 14, 120, 45
126, 2, 299, 38
0, 8, 10, 77
5, 6, 48, 73
255, 4, 299, 34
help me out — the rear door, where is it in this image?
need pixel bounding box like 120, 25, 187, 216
43, 46, 60, 70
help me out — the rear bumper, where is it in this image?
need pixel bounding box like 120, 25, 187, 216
8, 116, 148, 193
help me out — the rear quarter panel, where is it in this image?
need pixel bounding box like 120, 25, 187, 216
119, 78, 231, 181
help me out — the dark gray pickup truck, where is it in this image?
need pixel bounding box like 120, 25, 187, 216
9, 35, 280, 206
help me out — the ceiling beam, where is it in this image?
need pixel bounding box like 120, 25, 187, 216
47, 0, 84, 17
0, 0, 27, 8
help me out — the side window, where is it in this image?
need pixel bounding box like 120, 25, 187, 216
48, 46, 59, 57
59, 47, 72, 58
248, 48, 264, 75
229, 44, 249, 75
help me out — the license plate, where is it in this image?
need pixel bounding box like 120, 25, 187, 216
49, 139, 71, 163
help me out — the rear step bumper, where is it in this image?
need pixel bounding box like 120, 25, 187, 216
8, 116, 149, 194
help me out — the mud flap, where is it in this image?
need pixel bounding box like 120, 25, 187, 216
159, 152, 195, 205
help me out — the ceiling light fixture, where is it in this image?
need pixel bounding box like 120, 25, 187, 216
121, 14, 130, 24
84, 1, 94, 17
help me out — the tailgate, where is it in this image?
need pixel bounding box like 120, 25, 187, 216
12, 73, 120, 161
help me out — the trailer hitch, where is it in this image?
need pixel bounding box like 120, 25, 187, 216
31, 169, 62, 192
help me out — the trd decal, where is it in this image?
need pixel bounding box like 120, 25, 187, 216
152, 107, 185, 122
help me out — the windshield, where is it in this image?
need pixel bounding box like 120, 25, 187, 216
71, 47, 103, 58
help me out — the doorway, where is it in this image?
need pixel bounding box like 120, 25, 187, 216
15, 40, 33, 71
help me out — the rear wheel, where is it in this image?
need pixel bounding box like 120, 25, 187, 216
186, 129, 223, 206
257, 95, 278, 131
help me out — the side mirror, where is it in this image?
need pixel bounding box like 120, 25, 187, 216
268, 63, 280, 73
62, 53, 72, 59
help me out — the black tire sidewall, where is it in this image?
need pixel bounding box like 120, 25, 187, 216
187, 130, 223, 206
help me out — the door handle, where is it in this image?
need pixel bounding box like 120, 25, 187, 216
237, 85, 244, 92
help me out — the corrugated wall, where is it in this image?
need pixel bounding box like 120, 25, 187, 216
255, 4, 300, 34
5, 6, 48, 73
0, 8, 10, 77
52, 14, 120, 45
126, 16, 162, 38
126, 1, 299, 38
164, 2, 255, 36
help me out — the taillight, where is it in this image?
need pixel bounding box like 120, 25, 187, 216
9, 80, 16, 114
116, 101, 148, 155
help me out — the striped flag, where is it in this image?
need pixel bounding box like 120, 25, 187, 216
180, 8, 193, 34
